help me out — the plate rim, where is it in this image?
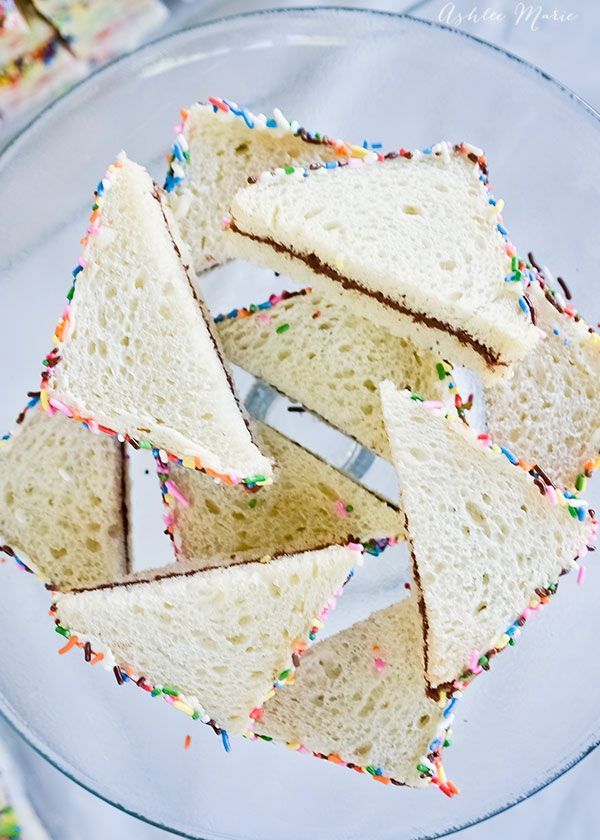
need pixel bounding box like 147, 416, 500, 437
1, 4, 599, 162
1, 6, 599, 838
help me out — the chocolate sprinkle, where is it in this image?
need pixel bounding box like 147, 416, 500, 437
523, 293, 536, 326
534, 464, 555, 488
557, 276, 572, 300
298, 127, 327, 145
84, 641, 92, 662
113, 665, 124, 685
545, 289, 565, 315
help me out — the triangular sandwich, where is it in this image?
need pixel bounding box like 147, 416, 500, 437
226, 145, 539, 381
41, 151, 272, 488
215, 288, 455, 459
51, 544, 363, 735
158, 420, 403, 564
255, 596, 455, 792
485, 270, 600, 490
0, 397, 129, 588
165, 98, 373, 271
379, 381, 596, 693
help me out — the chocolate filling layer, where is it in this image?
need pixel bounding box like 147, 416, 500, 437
47, 539, 352, 594
119, 443, 132, 576
424, 568, 567, 702
151, 187, 259, 453
404, 513, 435, 699
229, 221, 506, 370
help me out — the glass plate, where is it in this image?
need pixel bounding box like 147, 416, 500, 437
0, 8, 599, 839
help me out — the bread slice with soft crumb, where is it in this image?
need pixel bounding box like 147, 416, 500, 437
165, 98, 372, 271
0, 398, 129, 588
41, 151, 271, 487
485, 275, 600, 490
256, 596, 450, 788
159, 420, 403, 565
227, 145, 539, 382
379, 381, 596, 692
215, 288, 454, 459
51, 544, 362, 735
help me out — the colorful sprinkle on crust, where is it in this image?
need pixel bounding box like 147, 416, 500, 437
39, 155, 269, 489
404, 395, 597, 790
0, 393, 42, 576
49, 542, 366, 743
226, 141, 537, 334
164, 97, 377, 194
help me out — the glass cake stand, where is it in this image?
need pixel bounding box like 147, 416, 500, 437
0, 8, 599, 839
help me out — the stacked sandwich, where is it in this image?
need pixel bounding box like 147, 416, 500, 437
2, 97, 598, 794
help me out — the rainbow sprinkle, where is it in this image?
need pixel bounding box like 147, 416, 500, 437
247, 693, 456, 794
479, 255, 600, 486
164, 108, 190, 193
163, 97, 377, 194
154, 442, 399, 562
0, 29, 65, 93
402, 395, 598, 790
0, 394, 47, 579
407, 391, 598, 525
0, 393, 41, 451
213, 288, 462, 415
213, 288, 311, 325
0, 543, 35, 575
527, 253, 599, 335
235, 141, 536, 333
39, 154, 269, 490
50, 542, 366, 746
334, 499, 349, 518
0, 804, 21, 839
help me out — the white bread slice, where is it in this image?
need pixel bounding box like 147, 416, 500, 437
227, 145, 539, 382
0, 397, 129, 588
379, 381, 596, 692
216, 288, 455, 459
256, 596, 452, 790
485, 274, 600, 490
159, 420, 403, 565
51, 544, 362, 735
41, 151, 272, 487
165, 98, 373, 271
